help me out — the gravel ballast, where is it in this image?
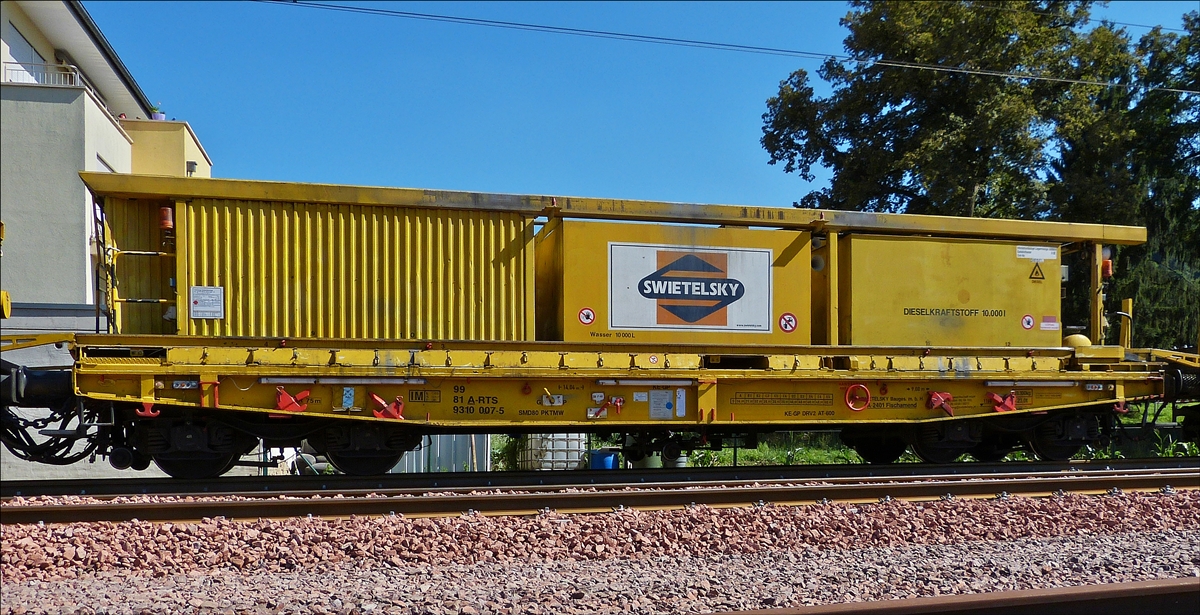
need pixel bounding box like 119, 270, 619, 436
2, 491, 1198, 614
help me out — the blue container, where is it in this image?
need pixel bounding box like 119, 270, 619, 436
589, 450, 619, 470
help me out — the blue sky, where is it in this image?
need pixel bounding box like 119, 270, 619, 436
85, 1, 1195, 208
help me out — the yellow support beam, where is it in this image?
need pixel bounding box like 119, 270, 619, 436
1119, 298, 1133, 349
826, 232, 839, 346
82, 173, 1149, 245
0, 333, 76, 353
1090, 243, 1105, 343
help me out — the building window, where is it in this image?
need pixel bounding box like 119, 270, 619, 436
4, 21, 46, 84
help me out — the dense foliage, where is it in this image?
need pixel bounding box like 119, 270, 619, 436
762, 1, 1198, 349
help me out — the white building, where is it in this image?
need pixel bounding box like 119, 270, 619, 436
2, 0, 210, 332
1, 0, 209, 479
1, 2, 489, 479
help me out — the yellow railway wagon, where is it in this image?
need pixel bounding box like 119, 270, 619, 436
0, 173, 1195, 479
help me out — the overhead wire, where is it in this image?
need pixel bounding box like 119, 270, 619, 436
255, 0, 1198, 95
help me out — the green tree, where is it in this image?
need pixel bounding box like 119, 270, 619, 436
1048, 15, 1199, 348
762, 1, 1199, 349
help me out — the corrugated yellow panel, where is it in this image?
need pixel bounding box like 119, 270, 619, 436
177, 199, 534, 340
102, 198, 175, 335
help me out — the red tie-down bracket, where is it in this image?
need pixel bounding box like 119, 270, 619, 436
275, 386, 310, 412
927, 391, 955, 417
986, 391, 1018, 413
369, 393, 405, 420
136, 402, 160, 418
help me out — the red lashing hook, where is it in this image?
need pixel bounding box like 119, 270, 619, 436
986, 391, 1018, 413
136, 402, 160, 418
369, 392, 405, 420
275, 387, 310, 412
927, 391, 955, 417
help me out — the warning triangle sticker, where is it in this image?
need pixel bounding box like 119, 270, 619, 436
1029, 262, 1045, 280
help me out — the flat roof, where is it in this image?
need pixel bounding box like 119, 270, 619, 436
80, 172, 1147, 245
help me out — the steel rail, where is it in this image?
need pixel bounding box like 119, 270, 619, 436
4, 457, 1195, 498
2, 467, 1194, 525
725, 576, 1200, 615
2, 466, 1192, 503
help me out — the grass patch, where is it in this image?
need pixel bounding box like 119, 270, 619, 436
691, 432, 866, 467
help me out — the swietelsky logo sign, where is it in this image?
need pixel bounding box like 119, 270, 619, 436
638, 252, 744, 325
608, 243, 772, 333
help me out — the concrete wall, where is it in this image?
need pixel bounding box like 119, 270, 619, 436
1, 84, 88, 304
122, 119, 212, 178
1, 83, 131, 306
2, 1, 55, 67
181, 123, 211, 178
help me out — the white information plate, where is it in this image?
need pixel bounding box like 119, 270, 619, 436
1016, 246, 1058, 262
189, 286, 225, 319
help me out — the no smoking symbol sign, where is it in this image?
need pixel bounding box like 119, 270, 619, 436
779, 312, 798, 333
1021, 314, 1035, 330
578, 307, 596, 326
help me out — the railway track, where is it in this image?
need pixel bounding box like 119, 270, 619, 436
3, 464, 1195, 525
730, 577, 1200, 615
3, 457, 1194, 498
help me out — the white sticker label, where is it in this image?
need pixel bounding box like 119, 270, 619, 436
675, 388, 687, 418
1016, 246, 1058, 262
649, 389, 673, 419
1039, 315, 1061, 331
189, 286, 225, 319
608, 242, 773, 333
633, 391, 649, 402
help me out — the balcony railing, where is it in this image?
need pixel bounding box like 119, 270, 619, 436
3, 62, 111, 114
4, 61, 81, 86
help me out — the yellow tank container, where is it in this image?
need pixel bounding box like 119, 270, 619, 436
837, 235, 1062, 347
536, 219, 811, 344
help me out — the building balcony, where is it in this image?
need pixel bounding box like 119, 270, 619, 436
3, 61, 112, 114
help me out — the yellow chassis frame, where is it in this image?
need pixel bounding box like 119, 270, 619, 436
20, 334, 1184, 432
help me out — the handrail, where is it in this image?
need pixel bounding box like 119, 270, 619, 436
3, 62, 110, 111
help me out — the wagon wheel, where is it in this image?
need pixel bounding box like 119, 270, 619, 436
968, 441, 1013, 462
852, 437, 908, 464
1026, 427, 1082, 462
910, 440, 971, 464
325, 451, 405, 476
969, 432, 1017, 462
152, 451, 240, 479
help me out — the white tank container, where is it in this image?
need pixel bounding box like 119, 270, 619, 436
519, 433, 587, 470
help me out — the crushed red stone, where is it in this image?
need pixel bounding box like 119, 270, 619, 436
2, 491, 1196, 581
1, 491, 1197, 613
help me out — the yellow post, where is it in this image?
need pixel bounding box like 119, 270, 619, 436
1119, 298, 1133, 348
1089, 243, 1104, 343
827, 232, 839, 346
174, 200, 188, 335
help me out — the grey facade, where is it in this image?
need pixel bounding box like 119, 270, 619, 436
1, 83, 130, 315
